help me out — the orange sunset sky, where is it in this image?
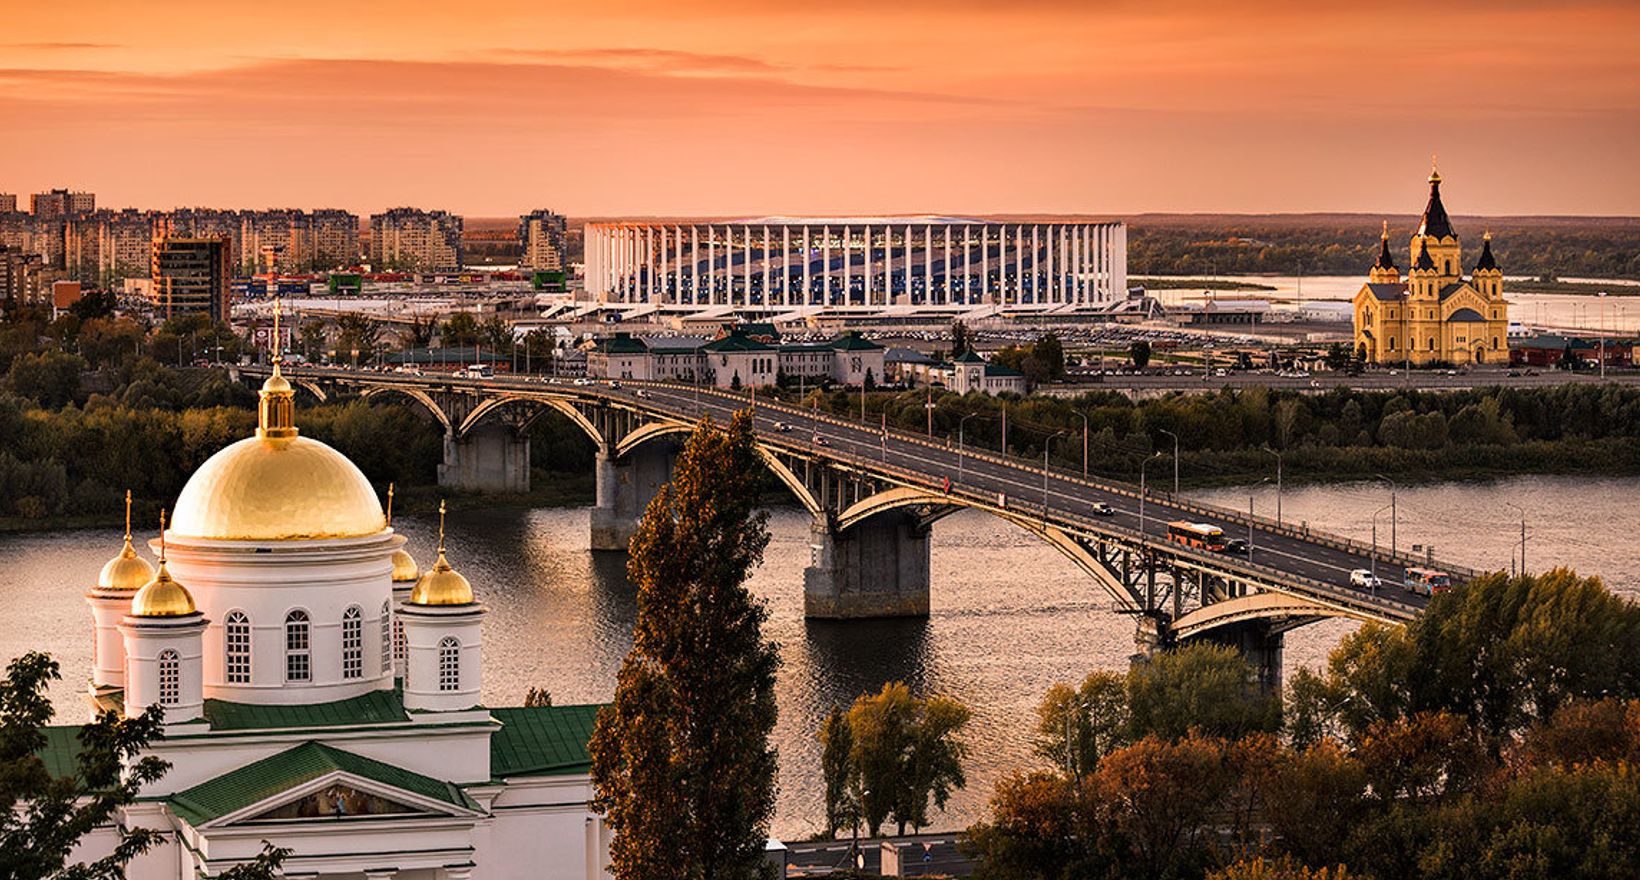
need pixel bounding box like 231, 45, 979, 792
3, 0, 1637, 217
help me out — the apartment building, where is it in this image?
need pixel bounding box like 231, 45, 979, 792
519, 209, 567, 270
151, 237, 230, 321
369, 207, 463, 271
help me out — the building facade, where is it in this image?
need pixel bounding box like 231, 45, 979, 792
584, 217, 1127, 309
370, 208, 463, 272
1353, 168, 1508, 366
519, 209, 567, 271
49, 365, 612, 879
31, 188, 96, 218
1, 243, 45, 308
587, 327, 886, 388
67, 209, 157, 286
151, 237, 231, 321
0, 193, 15, 213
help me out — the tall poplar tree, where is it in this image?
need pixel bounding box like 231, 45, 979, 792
590, 411, 780, 880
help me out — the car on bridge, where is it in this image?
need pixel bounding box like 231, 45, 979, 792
1090, 502, 1115, 516
1349, 569, 1384, 590
1404, 567, 1451, 597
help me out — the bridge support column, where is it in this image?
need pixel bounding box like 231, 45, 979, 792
1189, 619, 1285, 695
438, 424, 530, 494
804, 513, 931, 619
590, 443, 677, 552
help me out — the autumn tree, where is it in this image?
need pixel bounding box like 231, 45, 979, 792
818, 707, 856, 838
589, 411, 780, 880
1126, 642, 1280, 742
1033, 670, 1127, 779
832, 682, 970, 837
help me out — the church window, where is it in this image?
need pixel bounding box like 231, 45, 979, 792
380, 600, 391, 674
158, 649, 180, 706
225, 611, 251, 684
1388, 337, 1397, 351
342, 606, 363, 680
1493, 337, 1500, 348
393, 618, 406, 668
438, 636, 460, 692
285, 610, 311, 683
1428, 338, 1436, 351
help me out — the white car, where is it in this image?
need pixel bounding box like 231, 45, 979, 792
1090, 502, 1115, 516
1349, 569, 1383, 589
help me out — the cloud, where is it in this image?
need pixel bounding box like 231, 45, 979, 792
495, 47, 783, 74
3, 41, 123, 50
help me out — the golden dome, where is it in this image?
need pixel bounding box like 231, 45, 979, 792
131, 563, 197, 617
170, 436, 385, 541
391, 548, 421, 583
98, 492, 153, 591
408, 551, 474, 606
407, 501, 473, 606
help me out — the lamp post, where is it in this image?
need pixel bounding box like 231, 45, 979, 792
1158, 428, 1180, 496
957, 412, 982, 487
1506, 501, 1527, 576
1076, 411, 1089, 477
1599, 291, 1609, 381
925, 385, 936, 436
1248, 477, 1269, 565
1043, 430, 1069, 514
1139, 451, 1164, 539
1373, 474, 1398, 557
1371, 503, 1393, 595
1260, 445, 1284, 525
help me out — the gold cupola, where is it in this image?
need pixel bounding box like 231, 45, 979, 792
408, 501, 474, 606
169, 298, 386, 541
98, 491, 155, 591
130, 511, 197, 618
387, 483, 421, 583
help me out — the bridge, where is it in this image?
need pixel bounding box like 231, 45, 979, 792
235, 365, 1476, 689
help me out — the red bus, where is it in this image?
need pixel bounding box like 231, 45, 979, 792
1167, 521, 1228, 552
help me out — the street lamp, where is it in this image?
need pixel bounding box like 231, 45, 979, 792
1260, 445, 1284, 525
1599, 291, 1609, 381
1075, 411, 1090, 477
1373, 474, 1398, 557
1505, 501, 1527, 576
1248, 477, 1269, 565
957, 412, 983, 487
1371, 503, 1394, 595
1139, 451, 1165, 539
1158, 428, 1180, 496
1043, 430, 1070, 513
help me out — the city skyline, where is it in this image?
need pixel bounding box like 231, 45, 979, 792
4, 1, 1638, 217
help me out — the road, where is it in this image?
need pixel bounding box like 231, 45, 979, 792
784, 832, 971, 877
1053, 366, 1640, 395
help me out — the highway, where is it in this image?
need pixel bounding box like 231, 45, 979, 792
1055, 366, 1640, 396
272, 366, 1457, 623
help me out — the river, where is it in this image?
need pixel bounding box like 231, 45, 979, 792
5, 474, 1636, 837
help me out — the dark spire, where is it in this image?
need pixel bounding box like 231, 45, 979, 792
1474, 231, 1498, 271
1416, 159, 1455, 240
1374, 220, 1397, 270
1414, 239, 1436, 271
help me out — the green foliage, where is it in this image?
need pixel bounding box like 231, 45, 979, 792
819, 708, 856, 838
823, 681, 972, 838
589, 411, 779, 880
950, 320, 971, 357
5, 350, 85, 409
1128, 340, 1151, 368
441, 312, 480, 346
1127, 643, 1280, 742
1032, 671, 1128, 779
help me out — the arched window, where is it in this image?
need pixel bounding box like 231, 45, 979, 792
225, 611, 251, 684
438, 637, 460, 692
285, 610, 311, 683
393, 618, 406, 669
342, 606, 363, 680
158, 649, 180, 706
380, 600, 392, 674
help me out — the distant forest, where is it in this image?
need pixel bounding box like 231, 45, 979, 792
1126, 213, 1640, 280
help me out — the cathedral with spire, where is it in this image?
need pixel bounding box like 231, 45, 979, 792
54, 329, 612, 879
1352, 164, 1509, 365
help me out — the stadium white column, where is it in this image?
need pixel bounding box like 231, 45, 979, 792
942, 226, 952, 306
1011, 225, 1021, 305
801, 225, 811, 307
902, 224, 913, 304
586, 226, 598, 299
762, 226, 771, 306
923, 226, 933, 305
980, 226, 990, 303
1113, 224, 1127, 303
743, 226, 752, 307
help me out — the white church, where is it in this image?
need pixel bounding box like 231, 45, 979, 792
50, 357, 613, 879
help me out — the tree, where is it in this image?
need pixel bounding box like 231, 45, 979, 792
333, 313, 381, 365
68, 289, 117, 322
589, 411, 779, 880
298, 319, 327, 362
1126, 643, 1280, 742
0, 652, 290, 880
5, 350, 85, 409
442, 312, 479, 347
962, 770, 1114, 880
1033, 333, 1066, 381
950, 320, 971, 357
401, 315, 437, 350
818, 708, 856, 838
1128, 340, 1151, 368
523, 687, 553, 707
1033, 671, 1127, 779
841, 682, 971, 836
862, 368, 875, 392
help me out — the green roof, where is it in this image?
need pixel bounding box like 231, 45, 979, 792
596, 333, 649, 354
703, 332, 775, 353
985, 364, 1025, 378
36, 725, 86, 778
203, 688, 409, 732
735, 322, 781, 341
167, 741, 479, 826
829, 331, 882, 351
489, 704, 601, 778
952, 349, 988, 364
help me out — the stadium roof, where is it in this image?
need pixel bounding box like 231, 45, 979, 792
733, 215, 991, 226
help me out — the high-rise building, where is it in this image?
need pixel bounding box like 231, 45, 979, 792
159, 209, 243, 270
31, 188, 95, 218
0, 194, 16, 213
67, 209, 155, 286
240, 209, 309, 274
369, 208, 463, 272
1, 244, 45, 309
518, 209, 567, 270
151, 237, 230, 321
311, 209, 360, 270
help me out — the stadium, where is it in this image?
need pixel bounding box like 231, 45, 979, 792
584, 217, 1126, 310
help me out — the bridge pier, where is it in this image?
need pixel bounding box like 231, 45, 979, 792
804, 513, 931, 619
438, 424, 530, 493
1188, 619, 1285, 695
590, 443, 678, 552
